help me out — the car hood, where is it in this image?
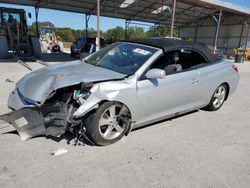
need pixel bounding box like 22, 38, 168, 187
17, 60, 126, 103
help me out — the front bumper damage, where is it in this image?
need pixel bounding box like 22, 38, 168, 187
0, 89, 102, 141
0, 103, 67, 141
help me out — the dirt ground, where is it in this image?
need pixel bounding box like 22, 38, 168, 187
0, 60, 249, 188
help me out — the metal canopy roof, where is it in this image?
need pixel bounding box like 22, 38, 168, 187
1, 0, 250, 27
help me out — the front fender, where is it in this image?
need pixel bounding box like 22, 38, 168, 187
73, 94, 102, 118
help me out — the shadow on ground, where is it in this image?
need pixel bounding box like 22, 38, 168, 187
1, 110, 199, 147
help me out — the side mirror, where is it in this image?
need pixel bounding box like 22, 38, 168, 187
28, 12, 32, 19
145, 68, 165, 79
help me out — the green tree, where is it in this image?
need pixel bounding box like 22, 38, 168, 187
127, 26, 146, 39
146, 24, 178, 38
105, 26, 125, 44
56, 28, 75, 42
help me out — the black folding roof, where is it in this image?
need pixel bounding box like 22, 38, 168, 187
125, 38, 216, 62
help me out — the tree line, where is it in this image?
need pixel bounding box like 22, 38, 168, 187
29, 21, 178, 43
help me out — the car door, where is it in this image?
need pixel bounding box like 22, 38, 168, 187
134, 49, 203, 127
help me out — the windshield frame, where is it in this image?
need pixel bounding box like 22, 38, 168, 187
83, 42, 160, 76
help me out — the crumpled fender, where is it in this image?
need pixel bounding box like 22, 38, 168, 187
73, 94, 102, 118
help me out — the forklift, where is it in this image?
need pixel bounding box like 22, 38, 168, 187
0, 7, 41, 59
40, 26, 64, 53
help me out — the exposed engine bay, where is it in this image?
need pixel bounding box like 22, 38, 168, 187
0, 83, 98, 142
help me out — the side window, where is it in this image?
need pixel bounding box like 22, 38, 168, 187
178, 49, 209, 70
149, 49, 209, 76
150, 50, 183, 75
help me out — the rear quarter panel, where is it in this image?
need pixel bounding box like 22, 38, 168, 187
198, 60, 239, 104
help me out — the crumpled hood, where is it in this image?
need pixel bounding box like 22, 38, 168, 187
17, 60, 125, 103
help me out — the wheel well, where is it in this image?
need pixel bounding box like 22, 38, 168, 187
222, 82, 230, 101
98, 100, 132, 118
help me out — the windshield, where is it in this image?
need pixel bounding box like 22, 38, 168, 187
85, 42, 158, 75
41, 28, 55, 35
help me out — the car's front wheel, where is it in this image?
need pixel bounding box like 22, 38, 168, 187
84, 101, 131, 146
205, 84, 228, 111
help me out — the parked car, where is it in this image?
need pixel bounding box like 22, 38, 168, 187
0, 38, 239, 145
70, 37, 105, 57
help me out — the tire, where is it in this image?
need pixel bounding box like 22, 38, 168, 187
40, 40, 48, 53
205, 84, 228, 111
0, 35, 9, 59
85, 101, 131, 146
58, 41, 64, 52
15, 43, 32, 58
30, 37, 41, 58
52, 44, 60, 52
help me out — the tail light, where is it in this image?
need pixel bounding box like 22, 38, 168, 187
232, 65, 239, 73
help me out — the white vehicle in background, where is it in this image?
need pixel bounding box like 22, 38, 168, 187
39, 26, 64, 53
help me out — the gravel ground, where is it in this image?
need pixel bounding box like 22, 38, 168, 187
0, 61, 249, 188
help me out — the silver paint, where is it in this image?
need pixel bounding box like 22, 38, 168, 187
1, 42, 240, 140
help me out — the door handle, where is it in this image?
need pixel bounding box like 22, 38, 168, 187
191, 78, 199, 84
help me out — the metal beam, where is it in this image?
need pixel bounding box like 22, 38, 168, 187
238, 23, 245, 48
85, 14, 91, 37
35, 6, 39, 37
125, 19, 131, 40
213, 10, 222, 53
97, 0, 100, 51
242, 22, 250, 63
170, 0, 177, 38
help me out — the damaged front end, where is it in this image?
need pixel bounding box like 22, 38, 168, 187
0, 83, 100, 141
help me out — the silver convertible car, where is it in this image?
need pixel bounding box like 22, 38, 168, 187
0, 38, 239, 145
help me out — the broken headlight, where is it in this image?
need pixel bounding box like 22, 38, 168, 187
73, 89, 91, 100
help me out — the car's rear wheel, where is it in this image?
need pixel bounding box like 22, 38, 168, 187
205, 84, 228, 111
85, 101, 131, 146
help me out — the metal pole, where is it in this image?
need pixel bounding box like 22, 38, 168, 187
125, 20, 131, 40
85, 14, 88, 37
238, 23, 244, 48
213, 10, 222, 54
153, 24, 156, 37
35, 6, 39, 37
125, 20, 128, 39
96, 0, 100, 51
194, 25, 198, 42
170, 0, 176, 38
242, 22, 250, 63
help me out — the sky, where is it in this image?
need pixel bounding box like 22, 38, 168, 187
0, 0, 249, 31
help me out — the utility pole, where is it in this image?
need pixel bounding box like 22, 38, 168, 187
96, 0, 100, 51
170, 0, 176, 38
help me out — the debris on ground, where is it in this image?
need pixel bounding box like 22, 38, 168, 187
5, 79, 14, 83
51, 148, 68, 156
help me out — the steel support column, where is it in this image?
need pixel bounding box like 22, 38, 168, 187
213, 10, 222, 53
238, 23, 245, 48
153, 24, 156, 37
35, 6, 39, 37
242, 22, 250, 63
194, 25, 198, 42
96, 0, 100, 51
170, 0, 176, 38
85, 14, 90, 37
125, 20, 131, 40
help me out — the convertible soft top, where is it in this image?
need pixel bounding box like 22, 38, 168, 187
124, 38, 217, 63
